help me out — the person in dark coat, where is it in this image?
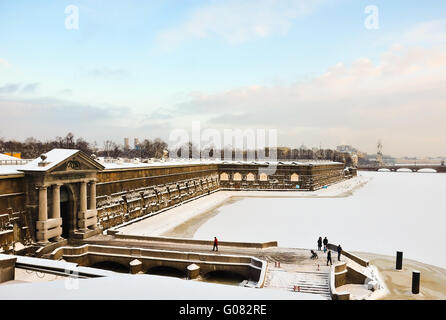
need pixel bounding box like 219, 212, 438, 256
337, 244, 342, 261
323, 237, 328, 252
213, 237, 218, 251
317, 237, 322, 251
326, 250, 332, 266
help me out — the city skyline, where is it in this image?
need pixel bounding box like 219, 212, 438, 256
1, 0, 446, 157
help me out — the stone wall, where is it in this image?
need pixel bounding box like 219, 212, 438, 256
0, 161, 349, 245
0, 175, 32, 248
95, 164, 220, 230
218, 163, 345, 191
0, 175, 26, 213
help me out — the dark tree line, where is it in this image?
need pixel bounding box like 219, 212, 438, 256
0, 133, 168, 160
1, 133, 353, 166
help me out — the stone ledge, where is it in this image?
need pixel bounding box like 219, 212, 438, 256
36, 218, 62, 230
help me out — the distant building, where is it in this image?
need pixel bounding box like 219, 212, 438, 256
3, 152, 21, 159
336, 145, 358, 153
124, 138, 129, 150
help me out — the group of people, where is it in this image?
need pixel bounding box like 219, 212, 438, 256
311, 236, 343, 266
213, 235, 342, 267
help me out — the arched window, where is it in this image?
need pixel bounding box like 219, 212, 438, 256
233, 172, 242, 181
220, 172, 229, 181
246, 172, 255, 181
290, 173, 299, 181
259, 173, 268, 181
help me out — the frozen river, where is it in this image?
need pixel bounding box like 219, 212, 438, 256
190, 171, 446, 268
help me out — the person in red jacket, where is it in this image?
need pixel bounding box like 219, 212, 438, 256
213, 237, 218, 251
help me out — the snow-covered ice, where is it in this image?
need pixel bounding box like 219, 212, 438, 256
120, 171, 446, 269
191, 171, 446, 268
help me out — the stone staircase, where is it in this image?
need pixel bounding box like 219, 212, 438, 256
264, 269, 331, 299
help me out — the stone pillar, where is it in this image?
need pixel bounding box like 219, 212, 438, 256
52, 184, 61, 219
88, 181, 96, 210
129, 259, 142, 274
412, 270, 420, 294
80, 181, 87, 213
38, 186, 48, 222
396, 251, 403, 270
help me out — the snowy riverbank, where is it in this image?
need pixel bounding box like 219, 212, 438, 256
118, 171, 446, 269
117, 175, 370, 237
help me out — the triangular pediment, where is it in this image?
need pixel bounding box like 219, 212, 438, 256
19, 149, 104, 173
51, 152, 104, 173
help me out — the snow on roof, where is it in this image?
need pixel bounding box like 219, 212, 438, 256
18, 149, 80, 172
0, 165, 25, 176
100, 159, 342, 170
0, 153, 19, 161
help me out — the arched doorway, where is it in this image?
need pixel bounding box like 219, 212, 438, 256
60, 185, 73, 238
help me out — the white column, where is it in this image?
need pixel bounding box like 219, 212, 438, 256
51, 184, 61, 219
89, 181, 96, 210
38, 186, 48, 222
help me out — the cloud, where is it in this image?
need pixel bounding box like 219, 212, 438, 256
402, 20, 446, 46
0, 96, 174, 144
21, 83, 39, 94
0, 97, 129, 141
0, 83, 20, 94
157, 0, 325, 48
156, 44, 446, 156
0, 82, 40, 95
0, 58, 10, 68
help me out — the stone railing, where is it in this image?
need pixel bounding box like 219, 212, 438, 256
50, 244, 268, 288
111, 234, 278, 250
329, 262, 350, 300
327, 243, 369, 267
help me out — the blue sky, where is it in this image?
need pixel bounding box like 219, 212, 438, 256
1, 0, 446, 156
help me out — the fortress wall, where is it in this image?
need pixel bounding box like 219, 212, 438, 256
95, 164, 220, 231
0, 175, 30, 249
0, 175, 26, 213
218, 163, 345, 190
0, 161, 349, 244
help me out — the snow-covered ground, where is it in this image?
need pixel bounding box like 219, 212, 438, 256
191, 171, 446, 268
0, 273, 323, 300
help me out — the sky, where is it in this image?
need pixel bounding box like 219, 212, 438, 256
0, 0, 446, 157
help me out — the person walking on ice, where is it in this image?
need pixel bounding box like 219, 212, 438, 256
327, 250, 332, 266
323, 237, 328, 252
212, 237, 218, 252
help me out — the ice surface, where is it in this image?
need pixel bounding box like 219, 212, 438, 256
191, 172, 446, 268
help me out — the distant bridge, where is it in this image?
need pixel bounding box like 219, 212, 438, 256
358, 164, 446, 173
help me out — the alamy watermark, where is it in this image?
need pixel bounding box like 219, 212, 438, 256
65, 5, 79, 30
168, 122, 278, 175
364, 5, 379, 30
64, 268, 80, 290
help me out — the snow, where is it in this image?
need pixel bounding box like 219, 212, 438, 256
0, 165, 24, 176
0, 273, 323, 300
100, 159, 340, 171
121, 172, 446, 269
0, 153, 19, 160
19, 149, 79, 172
417, 168, 437, 173
189, 171, 446, 268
